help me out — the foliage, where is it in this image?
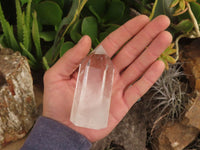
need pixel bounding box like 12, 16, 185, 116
3, 0, 197, 71
0, 0, 131, 70
0, 0, 82, 70
158, 43, 177, 70
150, 0, 200, 68
44, 0, 131, 67
124, 0, 154, 16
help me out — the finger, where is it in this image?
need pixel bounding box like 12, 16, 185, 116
112, 15, 170, 72
121, 31, 172, 87
101, 15, 149, 57
47, 35, 91, 79
124, 60, 165, 108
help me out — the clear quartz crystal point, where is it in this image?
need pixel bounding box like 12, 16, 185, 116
70, 45, 115, 129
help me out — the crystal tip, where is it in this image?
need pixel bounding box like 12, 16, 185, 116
94, 45, 107, 55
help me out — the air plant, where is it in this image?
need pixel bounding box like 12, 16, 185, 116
149, 63, 188, 121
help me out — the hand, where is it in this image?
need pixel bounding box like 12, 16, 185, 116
43, 15, 172, 142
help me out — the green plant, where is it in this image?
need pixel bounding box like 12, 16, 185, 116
124, 0, 154, 16
44, 0, 88, 66
150, 0, 200, 65
45, 0, 131, 67
158, 43, 177, 70
0, 0, 86, 70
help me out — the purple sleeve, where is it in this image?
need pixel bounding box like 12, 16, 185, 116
21, 116, 92, 150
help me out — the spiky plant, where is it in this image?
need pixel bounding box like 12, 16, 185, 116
149, 63, 189, 121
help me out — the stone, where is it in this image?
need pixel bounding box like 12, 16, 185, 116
90, 102, 147, 150
185, 96, 200, 130
0, 48, 37, 148
70, 45, 114, 129
155, 121, 199, 150
181, 38, 200, 92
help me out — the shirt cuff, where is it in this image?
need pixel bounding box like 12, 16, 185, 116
21, 116, 92, 150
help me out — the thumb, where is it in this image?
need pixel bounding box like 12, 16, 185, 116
48, 35, 91, 79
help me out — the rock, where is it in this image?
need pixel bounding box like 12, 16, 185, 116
185, 96, 200, 130
181, 38, 200, 92
0, 48, 37, 148
90, 102, 147, 150
153, 96, 200, 150
154, 121, 199, 150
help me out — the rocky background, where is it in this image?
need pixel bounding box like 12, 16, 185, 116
0, 38, 200, 150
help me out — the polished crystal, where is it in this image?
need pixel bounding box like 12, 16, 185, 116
70, 45, 114, 129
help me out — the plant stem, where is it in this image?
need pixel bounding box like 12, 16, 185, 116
175, 34, 187, 61
187, 2, 200, 37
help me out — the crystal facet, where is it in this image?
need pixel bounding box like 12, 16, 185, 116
70, 45, 114, 129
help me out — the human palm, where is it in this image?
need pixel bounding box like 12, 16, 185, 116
43, 15, 172, 142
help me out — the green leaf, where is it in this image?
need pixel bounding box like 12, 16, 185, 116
179, 0, 185, 10
150, 0, 175, 20
87, 0, 106, 20
32, 11, 42, 60
0, 3, 20, 51
99, 24, 120, 42
20, 42, 37, 64
165, 55, 176, 64
22, 0, 32, 51
22, 12, 31, 51
172, 19, 194, 32
50, 0, 64, 8
88, 6, 102, 23
26, 0, 32, 30
170, 0, 179, 8
42, 56, 50, 70
38, 21, 43, 32
103, 0, 125, 23
70, 19, 82, 43
190, 2, 200, 23
20, 0, 29, 6
40, 31, 56, 42
82, 16, 98, 46
35, 1, 63, 25
45, 38, 64, 66
60, 41, 74, 57
32, 0, 42, 6
0, 34, 6, 47
45, 0, 87, 66
16, 0, 24, 43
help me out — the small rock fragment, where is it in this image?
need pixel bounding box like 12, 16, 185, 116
155, 121, 199, 150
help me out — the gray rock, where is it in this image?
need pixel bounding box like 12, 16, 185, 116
91, 102, 147, 150
0, 48, 37, 148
